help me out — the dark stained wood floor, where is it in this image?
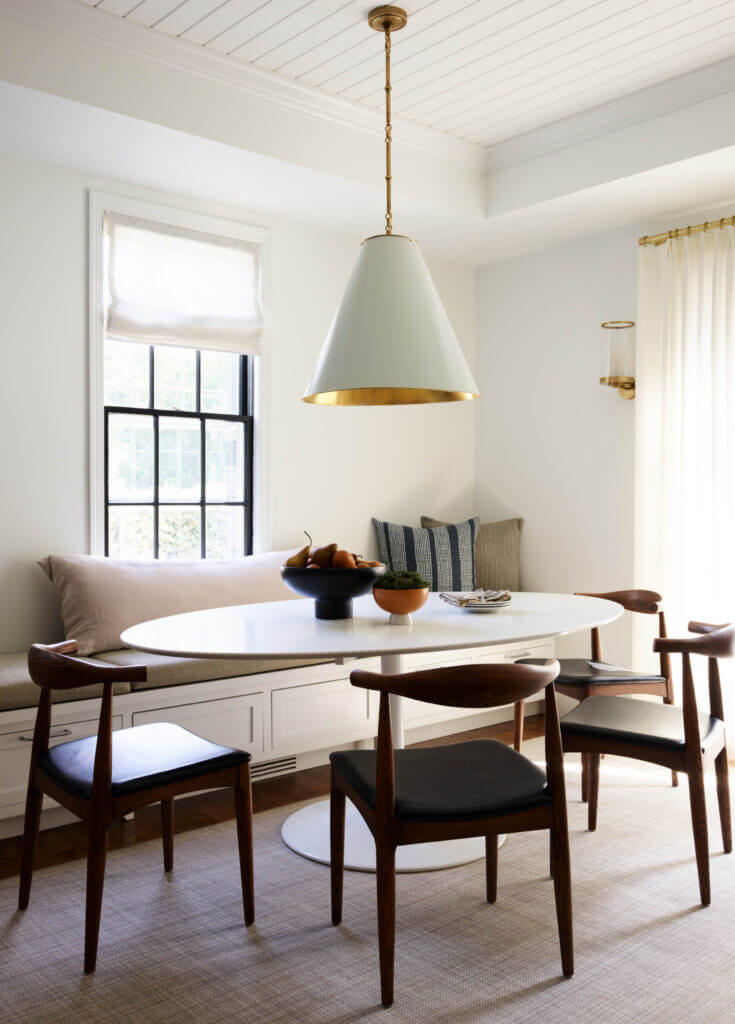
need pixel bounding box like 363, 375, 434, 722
0, 715, 544, 880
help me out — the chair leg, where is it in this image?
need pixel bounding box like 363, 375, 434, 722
18, 781, 43, 910
161, 798, 174, 872
587, 754, 600, 832
234, 765, 255, 926
84, 824, 110, 974
550, 823, 574, 978
714, 746, 732, 855
376, 841, 396, 1008
485, 834, 498, 903
581, 753, 589, 803
664, 693, 678, 787
513, 699, 524, 752
330, 778, 346, 925
686, 761, 711, 906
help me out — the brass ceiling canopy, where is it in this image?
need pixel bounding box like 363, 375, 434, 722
368, 5, 408, 32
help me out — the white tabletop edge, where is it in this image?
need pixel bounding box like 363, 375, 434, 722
120, 593, 623, 662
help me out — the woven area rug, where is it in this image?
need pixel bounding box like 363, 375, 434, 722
1, 741, 733, 1024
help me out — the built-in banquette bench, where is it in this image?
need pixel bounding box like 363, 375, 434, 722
0, 552, 552, 836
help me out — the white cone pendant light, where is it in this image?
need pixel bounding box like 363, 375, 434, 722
303, 7, 478, 406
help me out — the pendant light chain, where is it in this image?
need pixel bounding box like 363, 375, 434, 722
384, 24, 393, 235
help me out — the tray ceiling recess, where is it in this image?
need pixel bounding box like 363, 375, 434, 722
78, 0, 735, 147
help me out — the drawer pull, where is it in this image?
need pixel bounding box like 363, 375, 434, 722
18, 727, 73, 743
504, 651, 535, 660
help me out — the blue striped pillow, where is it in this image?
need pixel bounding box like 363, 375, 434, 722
371, 517, 479, 592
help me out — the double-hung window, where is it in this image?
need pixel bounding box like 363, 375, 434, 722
99, 210, 263, 560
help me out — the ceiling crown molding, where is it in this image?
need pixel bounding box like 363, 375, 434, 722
485, 55, 735, 173
0, 0, 485, 171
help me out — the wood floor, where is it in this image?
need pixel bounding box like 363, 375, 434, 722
0, 715, 544, 880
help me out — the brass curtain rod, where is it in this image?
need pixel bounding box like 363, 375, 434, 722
638, 214, 735, 247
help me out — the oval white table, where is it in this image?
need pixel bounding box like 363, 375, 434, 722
122, 591, 621, 873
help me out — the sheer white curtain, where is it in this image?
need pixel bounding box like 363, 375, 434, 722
635, 225, 735, 732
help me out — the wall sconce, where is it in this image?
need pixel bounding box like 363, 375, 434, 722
600, 321, 635, 399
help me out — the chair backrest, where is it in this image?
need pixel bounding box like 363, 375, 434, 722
653, 621, 733, 756
350, 660, 564, 832
576, 589, 668, 677
27, 641, 146, 806
28, 641, 146, 690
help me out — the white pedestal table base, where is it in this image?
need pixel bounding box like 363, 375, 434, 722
281, 798, 505, 873
281, 650, 505, 874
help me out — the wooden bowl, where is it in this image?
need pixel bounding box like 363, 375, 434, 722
372, 586, 429, 621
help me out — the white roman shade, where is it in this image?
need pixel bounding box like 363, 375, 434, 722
104, 213, 264, 353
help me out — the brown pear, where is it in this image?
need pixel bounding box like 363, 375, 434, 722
284, 532, 312, 568
333, 549, 357, 569
310, 543, 337, 568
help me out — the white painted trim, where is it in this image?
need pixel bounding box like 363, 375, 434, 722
0, 0, 484, 172
484, 55, 735, 172
87, 189, 270, 557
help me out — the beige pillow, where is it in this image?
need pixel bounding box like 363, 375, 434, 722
38, 551, 297, 656
420, 516, 523, 591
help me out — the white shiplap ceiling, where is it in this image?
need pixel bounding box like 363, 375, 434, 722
78, 0, 735, 146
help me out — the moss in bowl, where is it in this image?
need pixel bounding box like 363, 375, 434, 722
373, 570, 430, 623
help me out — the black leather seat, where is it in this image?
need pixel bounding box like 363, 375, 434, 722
561, 695, 724, 754
37, 722, 250, 799
518, 657, 665, 687
330, 739, 551, 822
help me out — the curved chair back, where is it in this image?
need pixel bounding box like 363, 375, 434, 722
575, 589, 668, 678
28, 641, 146, 690
654, 621, 733, 755
26, 642, 147, 802
350, 659, 559, 709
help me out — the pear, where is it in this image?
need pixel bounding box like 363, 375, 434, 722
284, 532, 312, 568
333, 549, 357, 569
310, 542, 337, 568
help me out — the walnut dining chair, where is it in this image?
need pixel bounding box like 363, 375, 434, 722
560, 621, 732, 906
329, 658, 571, 1007
18, 641, 255, 973
519, 589, 676, 795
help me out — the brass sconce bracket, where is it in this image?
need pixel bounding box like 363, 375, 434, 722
599, 376, 636, 400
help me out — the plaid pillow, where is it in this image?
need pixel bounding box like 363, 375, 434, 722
371, 517, 478, 592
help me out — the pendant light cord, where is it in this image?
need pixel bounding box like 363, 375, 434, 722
384, 24, 392, 235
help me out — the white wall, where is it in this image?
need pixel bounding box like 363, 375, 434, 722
0, 154, 475, 652
474, 226, 643, 665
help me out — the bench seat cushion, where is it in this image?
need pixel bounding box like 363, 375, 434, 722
94, 648, 332, 691
0, 653, 131, 712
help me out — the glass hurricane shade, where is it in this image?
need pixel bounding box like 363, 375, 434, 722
600, 321, 635, 381
303, 234, 479, 405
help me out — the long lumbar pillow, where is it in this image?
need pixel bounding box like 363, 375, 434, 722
38, 551, 296, 656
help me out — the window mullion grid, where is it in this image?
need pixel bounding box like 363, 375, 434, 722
104, 409, 110, 557
200, 418, 206, 559
104, 353, 254, 559
153, 412, 160, 559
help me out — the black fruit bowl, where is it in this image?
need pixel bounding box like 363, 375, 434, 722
281, 565, 385, 619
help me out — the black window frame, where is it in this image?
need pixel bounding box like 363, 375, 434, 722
104, 346, 254, 559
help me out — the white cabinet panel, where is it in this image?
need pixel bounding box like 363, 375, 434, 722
272, 677, 372, 755
133, 693, 264, 754
0, 715, 123, 812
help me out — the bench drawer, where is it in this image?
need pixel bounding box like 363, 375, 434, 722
0, 715, 123, 812
133, 693, 264, 755
271, 677, 372, 755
